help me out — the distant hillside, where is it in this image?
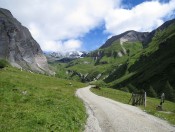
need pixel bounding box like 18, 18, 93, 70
57, 30, 149, 82
109, 19, 175, 102
0, 8, 53, 75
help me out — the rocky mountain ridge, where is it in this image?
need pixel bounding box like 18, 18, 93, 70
100, 30, 149, 49
0, 8, 53, 74
143, 18, 175, 47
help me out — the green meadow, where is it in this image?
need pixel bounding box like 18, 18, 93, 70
0, 66, 86, 131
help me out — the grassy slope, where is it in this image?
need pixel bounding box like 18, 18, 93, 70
91, 87, 175, 125
53, 41, 143, 82
105, 22, 175, 102
51, 57, 111, 82
0, 67, 86, 131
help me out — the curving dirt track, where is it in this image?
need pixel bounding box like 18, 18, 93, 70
76, 86, 175, 132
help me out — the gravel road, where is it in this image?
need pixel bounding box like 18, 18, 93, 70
76, 86, 175, 132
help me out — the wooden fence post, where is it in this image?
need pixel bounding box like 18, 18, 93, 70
144, 92, 146, 107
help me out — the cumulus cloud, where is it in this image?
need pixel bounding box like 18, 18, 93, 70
0, 0, 120, 52
105, 0, 175, 35
0, 0, 175, 52
41, 39, 82, 52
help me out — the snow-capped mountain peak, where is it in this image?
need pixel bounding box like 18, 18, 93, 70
45, 51, 88, 62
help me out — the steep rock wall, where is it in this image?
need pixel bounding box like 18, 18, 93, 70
0, 8, 53, 74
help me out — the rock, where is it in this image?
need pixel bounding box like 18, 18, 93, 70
117, 51, 123, 57
96, 74, 102, 80
0, 8, 53, 75
83, 61, 90, 64
22, 91, 27, 95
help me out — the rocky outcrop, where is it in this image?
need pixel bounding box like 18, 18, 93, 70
0, 8, 53, 74
100, 30, 149, 49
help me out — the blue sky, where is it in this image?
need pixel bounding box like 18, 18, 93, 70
0, 0, 175, 52
80, 24, 109, 51
80, 0, 175, 51
122, 0, 171, 7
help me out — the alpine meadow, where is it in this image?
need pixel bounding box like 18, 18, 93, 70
0, 1, 175, 131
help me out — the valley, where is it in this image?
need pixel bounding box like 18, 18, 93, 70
0, 7, 175, 132
51, 19, 175, 103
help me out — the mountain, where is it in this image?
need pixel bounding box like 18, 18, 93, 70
45, 51, 88, 63
0, 8, 53, 74
102, 18, 175, 101
88, 30, 148, 65
53, 30, 149, 82
52, 18, 175, 102
100, 30, 149, 49
50, 51, 87, 59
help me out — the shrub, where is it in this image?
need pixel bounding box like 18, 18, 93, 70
92, 80, 108, 88
0, 59, 9, 69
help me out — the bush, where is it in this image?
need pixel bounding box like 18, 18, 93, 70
0, 59, 9, 69
91, 80, 108, 88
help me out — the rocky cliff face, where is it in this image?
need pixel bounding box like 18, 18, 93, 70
100, 30, 149, 49
0, 8, 53, 74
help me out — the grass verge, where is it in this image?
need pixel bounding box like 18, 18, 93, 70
0, 67, 87, 131
91, 87, 175, 125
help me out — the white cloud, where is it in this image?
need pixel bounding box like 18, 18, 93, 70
0, 0, 120, 52
105, 0, 175, 35
0, 0, 175, 52
63, 39, 82, 51
41, 39, 82, 52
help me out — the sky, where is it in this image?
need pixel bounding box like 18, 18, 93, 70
0, 0, 175, 52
